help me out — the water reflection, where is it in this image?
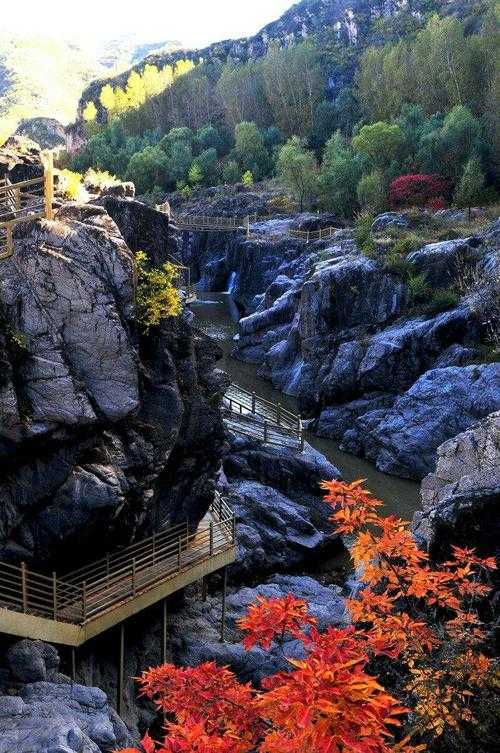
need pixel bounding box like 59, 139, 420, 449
193, 292, 421, 520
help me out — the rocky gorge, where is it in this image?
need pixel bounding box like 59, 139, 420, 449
0, 140, 498, 749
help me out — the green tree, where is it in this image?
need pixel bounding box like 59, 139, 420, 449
319, 132, 363, 218
242, 170, 254, 187
188, 162, 203, 186
438, 105, 484, 181
125, 146, 168, 194
195, 148, 219, 186
233, 122, 270, 180
454, 157, 485, 219
222, 160, 241, 184
83, 101, 97, 123
216, 60, 271, 129
166, 141, 194, 187
352, 122, 404, 171
357, 170, 387, 214
276, 136, 318, 211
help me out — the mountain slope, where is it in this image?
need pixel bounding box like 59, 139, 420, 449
78, 0, 490, 118
0, 34, 181, 143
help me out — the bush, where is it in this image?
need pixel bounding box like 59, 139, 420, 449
389, 174, 449, 208
390, 234, 422, 257
408, 273, 431, 303
135, 252, 182, 331
354, 212, 377, 256
384, 252, 412, 278
58, 169, 85, 200
425, 288, 460, 315
356, 170, 387, 214
242, 170, 254, 187
84, 168, 119, 190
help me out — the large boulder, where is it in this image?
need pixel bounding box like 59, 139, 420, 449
0, 640, 132, 752
0, 203, 227, 567
221, 434, 341, 579
365, 364, 500, 479
413, 412, 500, 555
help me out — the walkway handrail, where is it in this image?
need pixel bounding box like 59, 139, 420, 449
224, 383, 304, 450
0, 153, 54, 260
0, 497, 235, 627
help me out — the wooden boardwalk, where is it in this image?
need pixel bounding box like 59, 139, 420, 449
223, 383, 304, 450
0, 496, 235, 647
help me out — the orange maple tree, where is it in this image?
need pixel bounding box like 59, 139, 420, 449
117, 480, 497, 753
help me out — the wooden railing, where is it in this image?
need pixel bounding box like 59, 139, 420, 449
0, 153, 54, 260
0, 497, 235, 628
224, 383, 304, 450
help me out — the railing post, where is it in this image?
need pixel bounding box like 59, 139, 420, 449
43, 151, 54, 221
252, 392, 256, 414
178, 537, 182, 570
82, 581, 87, 622
277, 402, 282, 426
263, 421, 268, 444
210, 522, 214, 556
21, 562, 28, 613
132, 558, 137, 596
52, 572, 58, 620
14, 186, 21, 213
220, 567, 228, 643
6, 223, 13, 258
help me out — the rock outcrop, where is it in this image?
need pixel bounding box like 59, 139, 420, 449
220, 433, 341, 579
413, 412, 500, 556
0, 640, 132, 752
0, 201, 227, 568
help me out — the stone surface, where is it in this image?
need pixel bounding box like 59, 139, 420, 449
0, 640, 132, 752
371, 212, 409, 232
0, 201, 227, 567
365, 364, 500, 479
221, 433, 342, 579
413, 412, 500, 554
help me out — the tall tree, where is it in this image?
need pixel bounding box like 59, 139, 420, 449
454, 157, 485, 219
277, 137, 318, 211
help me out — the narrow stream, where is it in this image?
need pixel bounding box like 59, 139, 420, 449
193, 291, 421, 520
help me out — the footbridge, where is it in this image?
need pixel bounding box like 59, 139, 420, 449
224, 383, 305, 451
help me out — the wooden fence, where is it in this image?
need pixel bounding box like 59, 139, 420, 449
0, 152, 54, 259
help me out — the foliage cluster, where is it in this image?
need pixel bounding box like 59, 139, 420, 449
118, 479, 497, 753
135, 252, 181, 331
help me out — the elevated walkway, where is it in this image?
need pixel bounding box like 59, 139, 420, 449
224, 383, 304, 450
0, 497, 235, 647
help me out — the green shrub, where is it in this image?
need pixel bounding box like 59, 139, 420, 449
384, 253, 412, 278
425, 288, 460, 315
58, 169, 85, 200
135, 252, 182, 331
242, 170, 254, 187
408, 273, 431, 304
390, 233, 422, 256
354, 212, 377, 256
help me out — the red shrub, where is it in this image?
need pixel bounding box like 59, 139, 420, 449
389, 174, 449, 209
427, 196, 447, 211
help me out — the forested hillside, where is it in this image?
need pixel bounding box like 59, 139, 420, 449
72, 0, 498, 215
0, 33, 181, 144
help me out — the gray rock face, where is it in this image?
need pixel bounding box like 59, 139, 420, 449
408, 237, 483, 287
0, 202, 226, 567
170, 575, 349, 684
371, 212, 409, 232
364, 364, 500, 479
413, 412, 500, 554
221, 434, 341, 579
0, 640, 132, 752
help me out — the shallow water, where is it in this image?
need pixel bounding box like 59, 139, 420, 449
193, 292, 421, 520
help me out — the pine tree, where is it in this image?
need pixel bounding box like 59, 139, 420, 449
454, 158, 485, 219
